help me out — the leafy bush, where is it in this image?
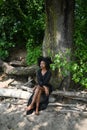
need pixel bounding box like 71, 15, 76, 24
0, 0, 45, 60
50, 50, 71, 78
51, 50, 87, 88
26, 39, 42, 65
0, 40, 15, 60
73, 0, 87, 88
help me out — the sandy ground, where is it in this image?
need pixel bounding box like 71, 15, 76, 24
0, 74, 87, 130
0, 97, 87, 130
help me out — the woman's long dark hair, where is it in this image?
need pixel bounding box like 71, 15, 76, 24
37, 56, 52, 70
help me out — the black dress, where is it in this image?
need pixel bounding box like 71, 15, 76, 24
26, 69, 53, 115
36, 69, 53, 93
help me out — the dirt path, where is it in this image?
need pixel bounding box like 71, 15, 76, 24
0, 97, 87, 130
0, 73, 87, 130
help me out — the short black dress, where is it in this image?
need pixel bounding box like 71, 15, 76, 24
26, 69, 53, 115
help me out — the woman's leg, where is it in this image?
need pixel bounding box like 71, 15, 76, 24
35, 89, 42, 115
26, 86, 40, 111
35, 86, 49, 115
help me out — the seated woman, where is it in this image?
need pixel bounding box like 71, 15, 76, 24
26, 56, 53, 115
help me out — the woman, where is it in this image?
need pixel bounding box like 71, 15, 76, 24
26, 56, 53, 115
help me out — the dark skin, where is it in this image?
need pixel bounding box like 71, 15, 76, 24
26, 61, 49, 115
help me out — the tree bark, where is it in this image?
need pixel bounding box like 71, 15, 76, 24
0, 79, 14, 88
0, 88, 87, 103
52, 90, 87, 102
0, 59, 38, 76
0, 88, 32, 99
43, 0, 75, 89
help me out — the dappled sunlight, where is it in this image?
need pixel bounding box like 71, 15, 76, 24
0, 98, 87, 130
0, 0, 87, 129
75, 118, 87, 130
56, 31, 61, 43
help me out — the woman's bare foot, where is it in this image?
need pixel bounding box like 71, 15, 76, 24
35, 109, 39, 115
35, 112, 39, 115
26, 105, 33, 111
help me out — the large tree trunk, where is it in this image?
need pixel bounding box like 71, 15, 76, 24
43, 0, 74, 89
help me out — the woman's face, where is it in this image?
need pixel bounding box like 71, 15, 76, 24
40, 61, 46, 69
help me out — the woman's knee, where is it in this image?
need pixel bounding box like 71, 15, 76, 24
35, 85, 41, 93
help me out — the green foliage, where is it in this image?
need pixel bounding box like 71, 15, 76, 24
71, 61, 87, 87
0, 40, 15, 60
73, 0, 87, 88
51, 50, 87, 88
25, 0, 45, 65
50, 50, 71, 77
26, 39, 42, 65
0, 0, 45, 60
